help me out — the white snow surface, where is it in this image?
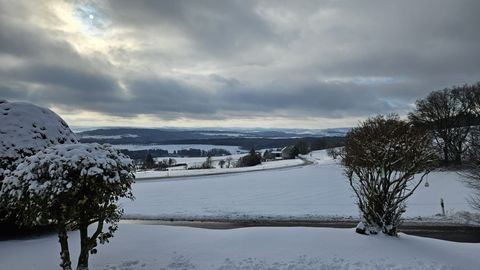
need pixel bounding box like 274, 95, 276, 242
154, 153, 246, 168
0, 100, 78, 162
135, 158, 304, 179
123, 150, 474, 221
0, 224, 478, 270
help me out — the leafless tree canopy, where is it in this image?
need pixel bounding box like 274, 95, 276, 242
409, 83, 480, 165
341, 114, 437, 236
462, 168, 480, 212
462, 127, 480, 213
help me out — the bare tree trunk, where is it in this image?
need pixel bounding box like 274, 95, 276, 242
77, 225, 89, 270
58, 225, 72, 270
443, 146, 450, 165
456, 141, 463, 164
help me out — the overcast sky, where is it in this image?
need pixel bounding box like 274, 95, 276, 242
1, 0, 479, 129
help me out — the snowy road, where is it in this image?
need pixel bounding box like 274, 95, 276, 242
120, 219, 480, 243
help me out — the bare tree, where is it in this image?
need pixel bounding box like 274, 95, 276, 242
225, 157, 233, 168
341, 114, 436, 236
409, 84, 480, 165
462, 125, 480, 212
462, 167, 480, 212
466, 127, 480, 162
202, 155, 214, 169
218, 159, 226, 168
327, 148, 340, 160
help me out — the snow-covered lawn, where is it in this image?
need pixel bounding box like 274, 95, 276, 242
155, 153, 246, 168
134, 148, 327, 180
122, 151, 474, 222
135, 158, 305, 179
1, 224, 479, 270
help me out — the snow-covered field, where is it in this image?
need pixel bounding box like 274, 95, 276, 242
1, 224, 479, 270
112, 144, 243, 154
135, 149, 327, 179
153, 153, 245, 169
123, 151, 475, 222
135, 158, 305, 179
2, 149, 479, 270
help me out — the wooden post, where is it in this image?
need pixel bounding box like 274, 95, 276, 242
441, 198, 445, 216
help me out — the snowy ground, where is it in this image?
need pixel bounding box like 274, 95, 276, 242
2, 150, 479, 269
123, 151, 476, 223
134, 149, 326, 180
153, 153, 245, 170
1, 224, 479, 270
135, 158, 305, 179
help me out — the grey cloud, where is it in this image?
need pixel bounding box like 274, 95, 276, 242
214, 81, 411, 118
3, 65, 119, 95
105, 0, 275, 56
0, 0, 479, 127
122, 78, 216, 115
209, 74, 241, 87
313, 0, 480, 81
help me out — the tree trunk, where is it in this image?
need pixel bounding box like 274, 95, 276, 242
57, 226, 72, 270
455, 142, 463, 164
443, 146, 450, 165
383, 226, 398, 236
77, 225, 89, 270
455, 152, 462, 164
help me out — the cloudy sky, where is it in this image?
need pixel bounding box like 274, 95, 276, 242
1, 0, 479, 129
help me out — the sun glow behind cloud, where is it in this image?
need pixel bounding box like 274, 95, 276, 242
44, 2, 134, 66
1, 1, 479, 129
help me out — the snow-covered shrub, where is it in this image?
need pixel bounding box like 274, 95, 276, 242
0, 100, 78, 180
0, 143, 135, 270
0, 100, 78, 236
341, 114, 436, 236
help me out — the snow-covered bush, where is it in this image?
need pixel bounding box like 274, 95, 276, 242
0, 100, 78, 235
341, 114, 436, 236
0, 100, 78, 180
0, 143, 135, 270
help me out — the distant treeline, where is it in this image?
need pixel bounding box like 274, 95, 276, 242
77, 127, 348, 149
120, 148, 232, 160
120, 149, 169, 160
77, 128, 344, 145
117, 137, 344, 160
81, 136, 344, 151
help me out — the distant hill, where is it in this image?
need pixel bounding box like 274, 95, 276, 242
77, 127, 349, 150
